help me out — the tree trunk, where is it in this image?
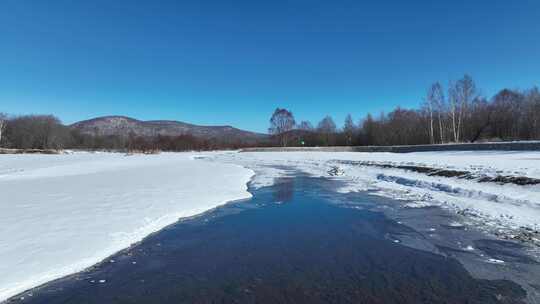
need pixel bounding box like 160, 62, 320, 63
456, 108, 462, 142
428, 102, 434, 144
437, 111, 444, 143
451, 104, 457, 142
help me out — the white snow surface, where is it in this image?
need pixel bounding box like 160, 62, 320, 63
215, 151, 540, 237
3, 150, 540, 300
0, 152, 254, 302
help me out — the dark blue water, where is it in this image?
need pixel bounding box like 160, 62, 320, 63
10, 176, 527, 303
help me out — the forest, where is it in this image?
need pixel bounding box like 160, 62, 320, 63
1, 75, 540, 151
0, 114, 254, 152
270, 75, 540, 147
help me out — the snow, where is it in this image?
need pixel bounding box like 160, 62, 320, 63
464, 245, 475, 251
0, 152, 254, 302
214, 151, 540, 241
487, 258, 505, 264
3, 149, 540, 301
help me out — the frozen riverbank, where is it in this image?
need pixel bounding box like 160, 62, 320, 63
214, 151, 540, 248
0, 152, 253, 302
9, 175, 534, 304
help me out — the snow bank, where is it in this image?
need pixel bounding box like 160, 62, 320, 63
0, 152, 253, 301
215, 151, 540, 241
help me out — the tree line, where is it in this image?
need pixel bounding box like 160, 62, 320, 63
269, 74, 540, 146
0, 114, 260, 152
2, 74, 539, 151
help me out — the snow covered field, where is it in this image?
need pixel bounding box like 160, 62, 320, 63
214, 151, 540, 247
3, 150, 540, 302
0, 152, 253, 302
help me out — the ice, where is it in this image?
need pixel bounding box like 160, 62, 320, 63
487, 258, 505, 264
4, 149, 540, 301
214, 151, 540, 242
0, 152, 254, 301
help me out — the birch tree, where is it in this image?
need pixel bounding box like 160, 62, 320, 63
448, 81, 459, 142
0, 113, 6, 146
423, 96, 435, 144
427, 82, 445, 143
453, 75, 477, 142
448, 75, 476, 142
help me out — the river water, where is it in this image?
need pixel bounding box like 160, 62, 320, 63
9, 174, 540, 303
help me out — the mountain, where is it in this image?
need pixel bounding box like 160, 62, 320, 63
70, 116, 268, 143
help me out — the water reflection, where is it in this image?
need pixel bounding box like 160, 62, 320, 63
13, 176, 527, 304
273, 177, 294, 204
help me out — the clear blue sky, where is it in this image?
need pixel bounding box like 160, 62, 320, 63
1, 0, 539, 132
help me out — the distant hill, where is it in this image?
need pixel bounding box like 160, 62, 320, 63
70, 116, 268, 144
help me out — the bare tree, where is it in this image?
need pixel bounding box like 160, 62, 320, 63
459, 75, 476, 141
524, 87, 540, 139
298, 120, 314, 131
5, 115, 71, 149
343, 114, 356, 145
467, 97, 492, 142
422, 97, 434, 144
383, 107, 428, 145
449, 75, 476, 142
426, 82, 445, 143
491, 89, 524, 140
268, 108, 296, 147
317, 115, 337, 146
0, 113, 6, 146
360, 114, 377, 145
448, 81, 458, 142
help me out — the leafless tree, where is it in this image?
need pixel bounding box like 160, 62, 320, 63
458, 75, 476, 140
422, 97, 434, 144
0, 113, 6, 146
269, 108, 296, 147
448, 75, 476, 142
298, 120, 314, 131
466, 97, 492, 142
524, 87, 540, 139
317, 115, 337, 146
6, 74, 540, 150
448, 81, 458, 142
383, 107, 427, 145
491, 89, 524, 140
343, 114, 356, 145
4, 115, 72, 149
426, 82, 445, 143
360, 114, 377, 145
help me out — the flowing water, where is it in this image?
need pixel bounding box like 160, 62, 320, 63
9, 175, 540, 303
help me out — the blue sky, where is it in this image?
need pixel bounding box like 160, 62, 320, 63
1, 0, 539, 132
